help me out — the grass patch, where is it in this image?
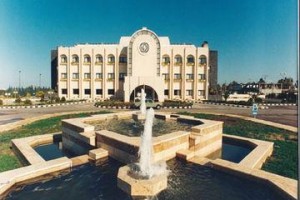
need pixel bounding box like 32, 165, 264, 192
0, 111, 111, 172
178, 111, 298, 180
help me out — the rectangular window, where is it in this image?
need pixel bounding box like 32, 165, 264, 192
174, 73, 181, 80
61, 73, 67, 79
186, 74, 194, 80
108, 89, 115, 95
95, 73, 102, 79
84, 73, 91, 79
162, 73, 169, 80
84, 89, 91, 95
119, 56, 127, 63
61, 89, 67, 94
73, 89, 79, 95
198, 90, 205, 96
72, 73, 79, 79
198, 74, 206, 80
119, 73, 126, 80
186, 90, 193, 96
164, 89, 169, 95
107, 73, 115, 79
96, 89, 103, 95
174, 90, 181, 96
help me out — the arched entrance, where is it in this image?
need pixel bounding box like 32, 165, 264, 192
130, 85, 158, 102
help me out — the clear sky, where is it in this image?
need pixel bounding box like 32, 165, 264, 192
0, 0, 298, 89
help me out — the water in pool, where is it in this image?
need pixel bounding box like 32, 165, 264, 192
6, 158, 284, 200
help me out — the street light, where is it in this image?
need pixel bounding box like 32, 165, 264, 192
18, 70, 21, 95
48, 90, 54, 103
39, 73, 42, 89
13, 90, 18, 98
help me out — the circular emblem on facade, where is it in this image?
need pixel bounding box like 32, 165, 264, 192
139, 42, 149, 53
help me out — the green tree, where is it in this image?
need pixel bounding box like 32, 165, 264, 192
224, 91, 230, 101
36, 91, 44, 98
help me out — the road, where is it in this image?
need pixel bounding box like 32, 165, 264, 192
0, 103, 297, 128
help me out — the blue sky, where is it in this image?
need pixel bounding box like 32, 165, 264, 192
0, 0, 297, 89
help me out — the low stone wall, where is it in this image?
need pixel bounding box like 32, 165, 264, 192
208, 159, 297, 200
189, 118, 223, 158
225, 134, 274, 169
61, 112, 136, 156
0, 157, 72, 199
96, 130, 190, 164
11, 134, 55, 165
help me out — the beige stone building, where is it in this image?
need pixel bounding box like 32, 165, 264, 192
51, 27, 215, 102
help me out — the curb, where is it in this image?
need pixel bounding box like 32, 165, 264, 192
201, 102, 298, 109
95, 105, 193, 109
0, 100, 94, 110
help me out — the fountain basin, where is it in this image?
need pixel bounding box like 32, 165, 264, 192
117, 164, 168, 197
132, 113, 146, 121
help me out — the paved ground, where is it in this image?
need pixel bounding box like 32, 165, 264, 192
191, 103, 298, 127
0, 103, 297, 130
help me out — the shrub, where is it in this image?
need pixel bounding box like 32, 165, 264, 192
255, 97, 263, 103
0, 99, 3, 106
15, 97, 22, 104
163, 100, 193, 107
55, 97, 60, 103
94, 101, 134, 108
61, 97, 66, 102
24, 99, 32, 105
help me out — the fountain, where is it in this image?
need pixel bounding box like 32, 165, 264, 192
117, 108, 168, 197
132, 89, 147, 121
1, 91, 295, 199
140, 88, 146, 115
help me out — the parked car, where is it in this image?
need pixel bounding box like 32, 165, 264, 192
133, 98, 162, 109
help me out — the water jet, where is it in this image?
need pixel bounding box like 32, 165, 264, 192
117, 108, 168, 197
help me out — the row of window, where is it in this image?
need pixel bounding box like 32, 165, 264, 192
164, 89, 205, 96
60, 54, 207, 65
61, 89, 114, 95
61, 88, 205, 96
162, 55, 207, 65
61, 73, 205, 81
60, 54, 126, 64
61, 73, 127, 80
162, 73, 206, 80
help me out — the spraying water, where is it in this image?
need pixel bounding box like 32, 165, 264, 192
138, 108, 167, 179
140, 89, 146, 115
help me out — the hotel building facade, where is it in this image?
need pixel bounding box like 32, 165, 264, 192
51, 27, 217, 102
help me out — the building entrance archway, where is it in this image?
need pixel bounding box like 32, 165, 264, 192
130, 85, 158, 102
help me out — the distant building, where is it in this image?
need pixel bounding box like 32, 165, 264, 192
226, 93, 251, 102
259, 83, 282, 95
209, 50, 218, 90
51, 27, 217, 102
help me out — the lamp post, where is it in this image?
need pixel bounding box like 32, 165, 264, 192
48, 90, 54, 103
18, 70, 21, 95
39, 73, 42, 89
13, 90, 18, 98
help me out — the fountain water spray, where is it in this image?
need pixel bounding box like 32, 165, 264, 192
138, 108, 167, 179
140, 89, 146, 115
